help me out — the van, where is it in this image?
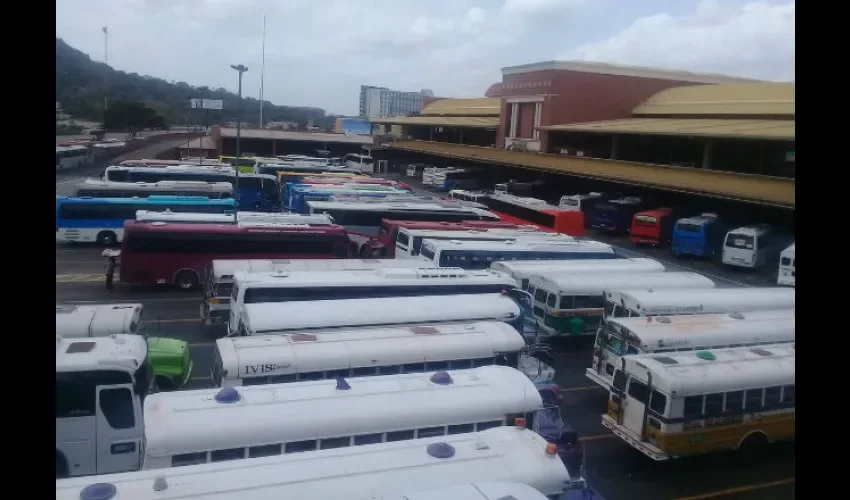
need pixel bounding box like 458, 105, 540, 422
722, 224, 790, 270
777, 243, 795, 286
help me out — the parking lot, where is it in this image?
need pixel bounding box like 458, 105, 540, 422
55, 171, 793, 500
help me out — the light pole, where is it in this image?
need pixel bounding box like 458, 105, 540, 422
102, 26, 109, 126
230, 64, 248, 218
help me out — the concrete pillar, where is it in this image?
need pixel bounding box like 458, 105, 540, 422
509, 103, 519, 139
429, 128, 434, 141
610, 136, 619, 160
702, 142, 713, 170
272, 140, 276, 157
459, 129, 464, 144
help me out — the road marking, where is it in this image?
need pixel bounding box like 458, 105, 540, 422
57, 297, 201, 304
673, 478, 795, 500
578, 433, 615, 442
559, 385, 603, 393
611, 245, 754, 288
56, 274, 105, 283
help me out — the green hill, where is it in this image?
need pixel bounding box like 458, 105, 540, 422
56, 38, 330, 128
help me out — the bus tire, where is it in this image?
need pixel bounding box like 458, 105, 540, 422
155, 375, 175, 391
738, 431, 769, 455
56, 451, 69, 478
96, 231, 117, 246
174, 270, 200, 291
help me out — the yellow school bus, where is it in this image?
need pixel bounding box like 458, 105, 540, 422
602, 343, 795, 460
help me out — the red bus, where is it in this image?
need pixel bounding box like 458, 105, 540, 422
630, 207, 677, 247
362, 219, 544, 257
298, 177, 412, 191
478, 193, 585, 236
119, 221, 354, 290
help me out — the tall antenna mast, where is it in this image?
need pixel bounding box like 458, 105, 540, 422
259, 14, 266, 128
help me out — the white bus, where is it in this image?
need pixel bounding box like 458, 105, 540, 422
491, 258, 666, 290
527, 272, 715, 337
343, 153, 374, 173
721, 224, 788, 270
56, 334, 152, 478
56, 427, 574, 500
381, 482, 553, 500
56, 145, 89, 170
142, 366, 549, 470
449, 189, 488, 203
604, 287, 796, 319
135, 210, 333, 225
419, 239, 616, 270
228, 268, 519, 334
203, 258, 438, 326
76, 180, 234, 199
587, 309, 795, 390
777, 243, 795, 286
56, 303, 144, 338
213, 321, 554, 389
602, 344, 795, 461
233, 294, 524, 336
395, 227, 566, 259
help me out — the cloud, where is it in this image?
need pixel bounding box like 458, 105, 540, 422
565, 0, 795, 81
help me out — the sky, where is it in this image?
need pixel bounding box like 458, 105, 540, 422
56, 0, 795, 116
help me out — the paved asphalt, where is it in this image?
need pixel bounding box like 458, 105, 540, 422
55, 167, 794, 500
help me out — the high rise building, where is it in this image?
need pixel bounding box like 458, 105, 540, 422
359, 85, 431, 118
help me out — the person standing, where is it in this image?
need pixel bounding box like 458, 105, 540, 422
105, 256, 117, 291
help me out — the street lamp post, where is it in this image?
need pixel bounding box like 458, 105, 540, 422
230, 64, 248, 219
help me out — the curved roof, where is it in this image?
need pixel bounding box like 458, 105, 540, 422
633, 83, 795, 117
420, 98, 501, 117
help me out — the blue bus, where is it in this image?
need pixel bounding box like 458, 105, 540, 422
103, 166, 279, 211
288, 185, 411, 213
56, 195, 236, 245
590, 197, 649, 235
670, 213, 728, 259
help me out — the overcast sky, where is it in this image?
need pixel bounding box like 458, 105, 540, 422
56, 0, 794, 116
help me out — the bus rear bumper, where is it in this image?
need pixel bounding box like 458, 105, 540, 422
585, 369, 611, 390
601, 415, 669, 461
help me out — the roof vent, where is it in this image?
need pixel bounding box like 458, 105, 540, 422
214, 387, 241, 404
695, 351, 716, 361
430, 371, 453, 385
750, 348, 774, 357
79, 483, 117, 500
290, 334, 317, 342
426, 442, 456, 459
152, 476, 168, 492
729, 312, 745, 320
66, 341, 97, 354
335, 376, 351, 391
410, 326, 440, 335
651, 356, 679, 365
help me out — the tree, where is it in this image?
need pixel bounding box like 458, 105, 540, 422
104, 100, 167, 135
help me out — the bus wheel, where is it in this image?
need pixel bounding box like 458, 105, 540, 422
155, 375, 175, 391
56, 451, 69, 478
96, 231, 117, 246
738, 431, 769, 457
174, 271, 199, 291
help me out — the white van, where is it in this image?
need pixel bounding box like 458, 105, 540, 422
777, 243, 795, 286
721, 224, 785, 269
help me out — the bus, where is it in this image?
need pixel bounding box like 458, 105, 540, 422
219, 156, 257, 174
722, 224, 790, 270
56, 427, 575, 500
288, 184, 412, 213
362, 219, 539, 258
233, 294, 525, 336
527, 272, 716, 337
306, 200, 502, 249
479, 193, 585, 236
281, 178, 401, 207
135, 210, 334, 225
591, 197, 649, 235
55, 304, 193, 391
344, 152, 375, 173
202, 258, 438, 326
121, 159, 225, 167
212, 321, 555, 390
604, 287, 796, 320
433, 169, 483, 191
143, 366, 556, 469
629, 207, 677, 247
586, 309, 795, 390
395, 227, 570, 259
491, 258, 666, 290
277, 170, 364, 186
777, 243, 795, 286
405, 163, 428, 178
419, 239, 617, 270
119, 221, 354, 290
56, 334, 152, 478
56, 145, 89, 170
671, 213, 727, 259
227, 267, 518, 334
450, 190, 488, 203
602, 344, 795, 461
256, 162, 352, 177
103, 166, 279, 211
56, 196, 237, 246
558, 193, 612, 227
75, 179, 234, 199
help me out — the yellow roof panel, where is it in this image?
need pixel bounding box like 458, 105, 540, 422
420, 98, 501, 116
370, 116, 500, 128
541, 118, 794, 140
633, 83, 795, 117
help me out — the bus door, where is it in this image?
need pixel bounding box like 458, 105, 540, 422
95, 384, 143, 474
621, 376, 649, 438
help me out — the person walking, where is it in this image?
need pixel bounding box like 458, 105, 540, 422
105, 256, 117, 291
